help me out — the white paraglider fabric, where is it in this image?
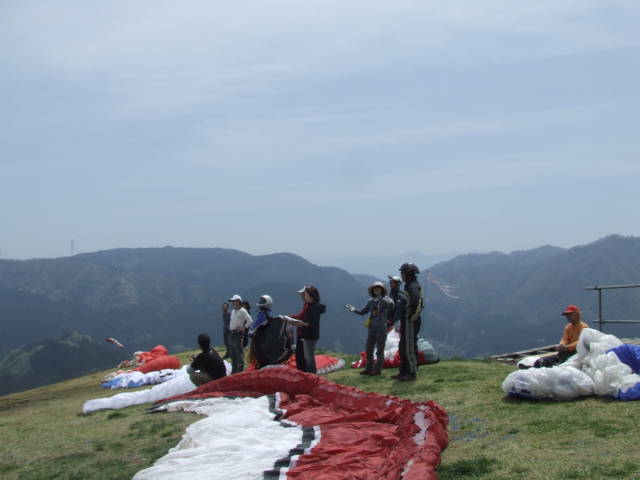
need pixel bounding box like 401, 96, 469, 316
83, 367, 196, 413
352, 329, 439, 369
101, 369, 181, 389
83, 362, 232, 413
133, 396, 310, 480
131, 368, 449, 480
502, 329, 640, 400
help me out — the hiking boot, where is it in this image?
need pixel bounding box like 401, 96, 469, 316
397, 374, 416, 382
370, 370, 381, 376
359, 370, 372, 376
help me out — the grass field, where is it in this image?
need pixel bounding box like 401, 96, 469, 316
1, 352, 639, 480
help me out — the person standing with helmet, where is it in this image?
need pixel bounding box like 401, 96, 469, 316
250, 295, 294, 369
394, 263, 423, 381
346, 281, 395, 376
247, 294, 273, 368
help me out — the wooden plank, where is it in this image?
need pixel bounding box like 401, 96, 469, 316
489, 337, 640, 364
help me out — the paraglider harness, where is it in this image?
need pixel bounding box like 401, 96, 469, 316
251, 313, 293, 368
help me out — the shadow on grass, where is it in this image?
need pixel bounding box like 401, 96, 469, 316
501, 394, 619, 405
438, 456, 499, 479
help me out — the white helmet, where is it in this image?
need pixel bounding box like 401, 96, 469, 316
257, 295, 273, 309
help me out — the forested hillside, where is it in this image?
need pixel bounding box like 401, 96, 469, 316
1, 236, 639, 394
427, 235, 640, 357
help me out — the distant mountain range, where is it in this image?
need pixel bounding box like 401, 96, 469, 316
0, 247, 375, 394
312, 251, 460, 279
1, 235, 639, 395
426, 234, 640, 358
0, 247, 373, 356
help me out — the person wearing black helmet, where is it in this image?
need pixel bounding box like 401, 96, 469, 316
394, 263, 424, 381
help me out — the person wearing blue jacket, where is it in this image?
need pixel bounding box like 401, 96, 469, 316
346, 281, 395, 376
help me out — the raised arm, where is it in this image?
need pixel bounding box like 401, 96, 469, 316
352, 300, 372, 316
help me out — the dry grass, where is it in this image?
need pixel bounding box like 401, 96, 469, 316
0, 350, 198, 480
1, 353, 639, 479
327, 358, 640, 480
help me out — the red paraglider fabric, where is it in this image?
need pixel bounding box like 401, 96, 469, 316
133, 345, 180, 374
247, 353, 344, 374
135, 345, 169, 364
159, 368, 448, 480
352, 350, 433, 369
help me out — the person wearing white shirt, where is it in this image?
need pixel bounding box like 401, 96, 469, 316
228, 294, 252, 373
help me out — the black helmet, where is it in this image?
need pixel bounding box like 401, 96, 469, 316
399, 262, 420, 275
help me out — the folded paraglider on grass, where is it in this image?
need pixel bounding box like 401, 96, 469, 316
502, 329, 640, 401
134, 368, 448, 480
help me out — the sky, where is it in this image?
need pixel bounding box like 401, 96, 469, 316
1, 1, 640, 261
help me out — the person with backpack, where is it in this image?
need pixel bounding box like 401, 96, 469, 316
394, 263, 423, 382
346, 281, 395, 376
249, 295, 293, 369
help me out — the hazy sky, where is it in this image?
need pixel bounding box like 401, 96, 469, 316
2, 1, 639, 261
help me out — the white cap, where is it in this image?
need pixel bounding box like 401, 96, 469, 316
229, 294, 242, 301
388, 275, 402, 283
297, 286, 307, 294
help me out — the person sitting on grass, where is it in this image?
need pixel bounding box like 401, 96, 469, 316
535, 305, 589, 368
346, 281, 395, 376
187, 333, 227, 386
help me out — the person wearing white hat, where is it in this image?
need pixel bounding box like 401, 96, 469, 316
228, 294, 252, 373
345, 281, 395, 376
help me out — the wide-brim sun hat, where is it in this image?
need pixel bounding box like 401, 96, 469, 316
368, 281, 388, 297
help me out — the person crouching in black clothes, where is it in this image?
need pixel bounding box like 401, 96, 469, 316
187, 333, 227, 386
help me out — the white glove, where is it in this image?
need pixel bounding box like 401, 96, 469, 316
345, 304, 356, 312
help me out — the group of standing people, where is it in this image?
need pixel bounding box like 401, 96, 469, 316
213, 262, 424, 381
221, 286, 326, 374
345, 262, 423, 381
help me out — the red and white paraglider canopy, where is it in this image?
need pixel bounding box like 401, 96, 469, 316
136, 368, 449, 480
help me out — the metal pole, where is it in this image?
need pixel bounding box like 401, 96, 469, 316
598, 288, 603, 332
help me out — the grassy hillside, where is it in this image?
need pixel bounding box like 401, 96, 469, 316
1, 353, 639, 480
